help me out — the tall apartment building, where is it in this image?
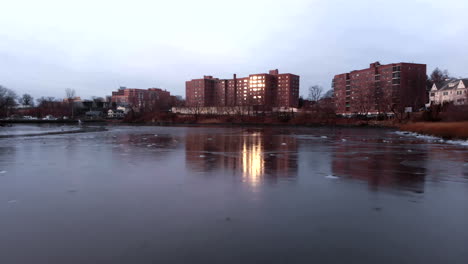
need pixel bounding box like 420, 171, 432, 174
186, 69, 300, 108
333, 62, 427, 115
111, 87, 171, 111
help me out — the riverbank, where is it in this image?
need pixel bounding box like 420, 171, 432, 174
0, 119, 104, 124
121, 112, 399, 128
0, 126, 107, 138
399, 122, 468, 140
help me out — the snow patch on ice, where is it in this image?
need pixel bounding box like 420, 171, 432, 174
394, 131, 468, 147
446, 140, 468, 146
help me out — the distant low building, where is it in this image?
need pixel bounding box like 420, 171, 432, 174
107, 109, 125, 118
116, 106, 130, 114
85, 110, 103, 118
62, 97, 82, 104
428, 79, 468, 106
111, 87, 171, 111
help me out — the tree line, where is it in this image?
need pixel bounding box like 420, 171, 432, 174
0, 86, 80, 118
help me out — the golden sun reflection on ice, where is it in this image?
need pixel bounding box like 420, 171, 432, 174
242, 133, 264, 187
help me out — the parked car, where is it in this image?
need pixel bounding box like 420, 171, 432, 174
22, 116, 38, 120
42, 115, 58, 120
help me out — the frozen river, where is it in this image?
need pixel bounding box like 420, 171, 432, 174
0, 124, 467, 263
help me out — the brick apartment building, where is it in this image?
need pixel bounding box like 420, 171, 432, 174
333, 62, 427, 115
111, 87, 172, 111
186, 69, 300, 109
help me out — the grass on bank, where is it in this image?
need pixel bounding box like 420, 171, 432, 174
400, 122, 468, 140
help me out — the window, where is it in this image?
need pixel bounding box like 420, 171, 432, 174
443, 92, 448, 95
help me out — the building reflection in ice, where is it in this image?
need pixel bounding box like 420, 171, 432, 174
185, 129, 298, 186
331, 131, 428, 193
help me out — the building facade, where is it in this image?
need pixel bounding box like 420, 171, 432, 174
186, 69, 300, 109
111, 87, 171, 111
428, 79, 468, 106
333, 62, 427, 115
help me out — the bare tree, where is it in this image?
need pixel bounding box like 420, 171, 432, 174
19, 93, 34, 106
34, 97, 68, 118
65, 88, 76, 99
0, 85, 17, 117
91, 96, 104, 102
428, 68, 451, 89
308, 85, 323, 102
353, 86, 373, 116
65, 88, 76, 118
322, 89, 333, 99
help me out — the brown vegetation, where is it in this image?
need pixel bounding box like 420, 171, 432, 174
400, 122, 468, 140
121, 109, 400, 128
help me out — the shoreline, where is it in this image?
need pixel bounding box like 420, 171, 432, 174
4, 120, 467, 140
399, 122, 468, 140
1, 118, 398, 128
0, 127, 107, 138
2, 121, 467, 143
110, 121, 398, 130
0, 119, 103, 124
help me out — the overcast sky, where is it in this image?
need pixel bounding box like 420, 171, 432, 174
1, 0, 467, 100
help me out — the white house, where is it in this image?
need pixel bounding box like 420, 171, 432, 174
429, 79, 468, 106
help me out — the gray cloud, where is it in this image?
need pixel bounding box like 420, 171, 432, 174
0, 0, 467, 100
